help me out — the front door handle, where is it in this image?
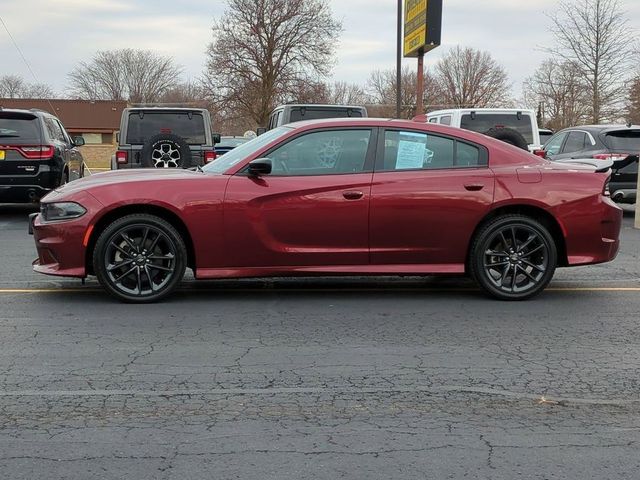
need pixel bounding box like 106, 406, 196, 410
343, 190, 364, 200
464, 183, 484, 191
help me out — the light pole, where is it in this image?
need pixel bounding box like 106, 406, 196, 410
396, 0, 402, 119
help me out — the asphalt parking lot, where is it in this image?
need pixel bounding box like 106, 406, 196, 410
1, 204, 639, 479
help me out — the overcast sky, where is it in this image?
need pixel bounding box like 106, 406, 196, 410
1, 0, 639, 101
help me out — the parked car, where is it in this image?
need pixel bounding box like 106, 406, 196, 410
30, 118, 621, 303
214, 136, 250, 157
417, 108, 542, 152
264, 104, 368, 131
112, 107, 219, 169
542, 125, 639, 204
0, 107, 85, 203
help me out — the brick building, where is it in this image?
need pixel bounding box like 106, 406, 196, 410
0, 98, 126, 170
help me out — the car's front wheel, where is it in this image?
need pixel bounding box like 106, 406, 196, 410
469, 215, 557, 300
93, 214, 187, 303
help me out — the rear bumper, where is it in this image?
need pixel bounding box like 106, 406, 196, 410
562, 195, 623, 266
0, 184, 51, 203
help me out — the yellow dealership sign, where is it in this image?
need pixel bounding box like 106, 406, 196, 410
403, 0, 442, 57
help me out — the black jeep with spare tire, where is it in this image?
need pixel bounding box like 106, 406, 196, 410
111, 107, 218, 170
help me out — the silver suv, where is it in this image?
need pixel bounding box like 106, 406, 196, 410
112, 107, 218, 169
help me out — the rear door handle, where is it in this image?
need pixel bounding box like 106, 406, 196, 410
464, 183, 484, 191
343, 190, 364, 200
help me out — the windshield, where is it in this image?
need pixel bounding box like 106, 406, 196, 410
203, 126, 292, 173
461, 113, 535, 144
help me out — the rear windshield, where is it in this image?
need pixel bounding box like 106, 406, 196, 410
460, 113, 534, 144
125, 112, 207, 145
289, 107, 364, 122
0, 114, 41, 143
603, 130, 640, 151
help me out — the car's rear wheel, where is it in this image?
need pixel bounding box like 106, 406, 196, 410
93, 214, 186, 303
470, 215, 557, 300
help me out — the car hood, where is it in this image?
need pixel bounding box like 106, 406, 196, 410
54, 169, 210, 194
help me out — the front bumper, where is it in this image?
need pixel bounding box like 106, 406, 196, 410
30, 192, 102, 278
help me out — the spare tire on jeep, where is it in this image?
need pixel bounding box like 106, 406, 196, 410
483, 127, 528, 151
141, 133, 192, 169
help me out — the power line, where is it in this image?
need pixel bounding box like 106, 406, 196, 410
0, 14, 57, 113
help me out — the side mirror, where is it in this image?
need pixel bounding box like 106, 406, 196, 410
256, 127, 267, 136
247, 158, 272, 176
212, 133, 221, 144
73, 136, 85, 146
533, 149, 546, 158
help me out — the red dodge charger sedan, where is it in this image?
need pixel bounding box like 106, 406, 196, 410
30, 118, 622, 302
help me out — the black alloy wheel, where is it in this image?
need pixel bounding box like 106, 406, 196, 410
470, 215, 557, 300
93, 214, 187, 302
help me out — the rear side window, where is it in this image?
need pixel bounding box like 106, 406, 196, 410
381, 130, 483, 171
460, 113, 534, 144
603, 130, 640, 151
289, 107, 363, 122
0, 114, 41, 143
440, 115, 452, 126
126, 112, 206, 145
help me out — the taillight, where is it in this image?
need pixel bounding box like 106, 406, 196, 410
603, 175, 611, 197
593, 153, 630, 161
533, 149, 546, 158
116, 150, 128, 165
7, 145, 55, 159
205, 151, 217, 163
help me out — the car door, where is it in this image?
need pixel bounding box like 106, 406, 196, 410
369, 129, 494, 268
544, 131, 569, 159
223, 128, 376, 268
57, 119, 83, 180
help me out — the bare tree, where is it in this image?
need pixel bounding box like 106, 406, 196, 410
366, 66, 438, 118
433, 46, 511, 108
202, 0, 342, 126
546, 0, 634, 123
0, 75, 54, 98
68, 49, 182, 103
628, 76, 640, 124
328, 81, 368, 105
523, 59, 591, 130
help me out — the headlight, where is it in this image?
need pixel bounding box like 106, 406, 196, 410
40, 202, 87, 222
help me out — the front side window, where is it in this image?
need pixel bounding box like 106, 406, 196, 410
544, 132, 568, 156
267, 129, 372, 176
381, 130, 482, 171
440, 115, 452, 126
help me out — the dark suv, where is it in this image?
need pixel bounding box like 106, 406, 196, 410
112, 107, 218, 169
0, 107, 85, 203
542, 125, 639, 204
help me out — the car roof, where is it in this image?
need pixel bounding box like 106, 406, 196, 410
558, 124, 640, 133
0, 107, 50, 117
124, 107, 208, 113
274, 104, 366, 110
427, 108, 536, 116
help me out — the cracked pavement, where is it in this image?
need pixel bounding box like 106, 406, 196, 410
1, 204, 639, 479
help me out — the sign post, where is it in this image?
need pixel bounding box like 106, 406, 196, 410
635, 167, 640, 229
403, 0, 442, 116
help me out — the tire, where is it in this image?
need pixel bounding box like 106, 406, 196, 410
484, 127, 529, 150
93, 214, 187, 303
141, 133, 192, 169
469, 214, 557, 300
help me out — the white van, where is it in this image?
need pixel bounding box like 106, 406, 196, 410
419, 108, 541, 152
